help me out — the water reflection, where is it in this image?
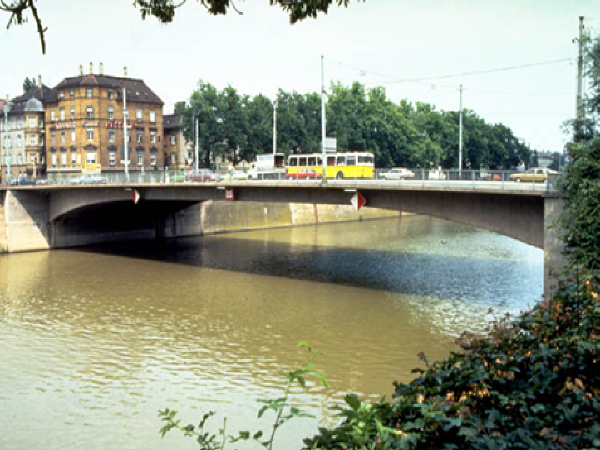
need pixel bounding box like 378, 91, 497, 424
0, 216, 542, 450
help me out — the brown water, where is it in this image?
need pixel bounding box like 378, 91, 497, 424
0, 216, 542, 450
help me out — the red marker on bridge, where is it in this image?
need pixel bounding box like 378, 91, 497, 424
132, 189, 140, 204
350, 191, 366, 211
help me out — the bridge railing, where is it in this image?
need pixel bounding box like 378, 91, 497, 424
2, 169, 560, 193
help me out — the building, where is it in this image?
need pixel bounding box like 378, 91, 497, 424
44, 66, 165, 179
0, 82, 50, 180
163, 112, 192, 170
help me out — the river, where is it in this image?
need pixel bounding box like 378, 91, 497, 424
0, 215, 542, 450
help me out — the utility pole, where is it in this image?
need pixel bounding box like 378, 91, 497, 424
458, 84, 463, 173
321, 55, 327, 182
273, 100, 277, 155
123, 88, 130, 182
194, 118, 199, 172
576, 15, 585, 123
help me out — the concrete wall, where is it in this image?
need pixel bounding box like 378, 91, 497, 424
1, 190, 50, 252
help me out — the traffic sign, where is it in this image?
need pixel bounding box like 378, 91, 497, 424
350, 191, 366, 211
131, 189, 140, 204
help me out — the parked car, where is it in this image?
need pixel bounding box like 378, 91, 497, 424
185, 169, 221, 182
169, 172, 187, 182
8, 176, 37, 186
229, 171, 249, 180
510, 167, 558, 184
36, 178, 49, 185
69, 174, 107, 185
285, 169, 323, 180
381, 167, 415, 180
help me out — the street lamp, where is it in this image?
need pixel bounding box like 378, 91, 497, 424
273, 99, 277, 155
3, 96, 12, 184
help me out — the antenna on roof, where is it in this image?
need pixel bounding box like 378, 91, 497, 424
79, 64, 83, 75
124, 66, 128, 77
89, 62, 93, 75
100, 62, 103, 75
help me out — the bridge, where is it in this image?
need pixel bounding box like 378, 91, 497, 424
0, 177, 565, 298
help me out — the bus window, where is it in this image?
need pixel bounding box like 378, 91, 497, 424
289, 157, 298, 167
347, 155, 356, 166
358, 155, 373, 164
327, 156, 336, 166
337, 156, 346, 166
317, 157, 322, 166
299, 157, 307, 166
307, 157, 317, 166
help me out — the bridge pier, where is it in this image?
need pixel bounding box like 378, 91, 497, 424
544, 195, 568, 300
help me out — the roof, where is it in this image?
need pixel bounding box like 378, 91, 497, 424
11, 85, 54, 103
163, 114, 183, 130
53, 74, 163, 105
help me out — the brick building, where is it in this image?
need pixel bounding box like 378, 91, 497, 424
44, 68, 164, 178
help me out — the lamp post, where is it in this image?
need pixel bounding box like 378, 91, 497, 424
3, 97, 11, 184
273, 99, 277, 155
123, 87, 130, 182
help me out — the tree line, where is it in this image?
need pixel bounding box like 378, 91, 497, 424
178, 80, 533, 170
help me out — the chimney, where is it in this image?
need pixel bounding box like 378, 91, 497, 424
79, 64, 83, 75
89, 62, 93, 75
124, 66, 128, 77
38, 74, 42, 88
99, 62, 103, 75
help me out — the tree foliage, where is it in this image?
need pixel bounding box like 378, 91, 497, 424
22, 76, 36, 93
180, 80, 531, 170
1, 0, 355, 54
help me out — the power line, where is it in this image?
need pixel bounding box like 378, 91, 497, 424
325, 56, 574, 86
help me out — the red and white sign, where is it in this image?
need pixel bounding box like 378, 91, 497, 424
350, 191, 366, 211
225, 187, 235, 201
131, 189, 140, 204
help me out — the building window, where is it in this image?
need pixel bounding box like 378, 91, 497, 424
86, 107, 94, 119
59, 90, 64, 99
86, 128, 94, 142
136, 130, 143, 143
61, 151, 67, 167
17, 135, 22, 148
137, 153, 144, 166
51, 110, 56, 121
61, 130, 66, 143
71, 129, 76, 142
29, 135, 36, 146
150, 153, 156, 166
108, 107, 115, 120
123, 109, 129, 120
71, 152, 77, 166
39, 136, 43, 146
70, 107, 75, 120
170, 135, 176, 146
86, 151, 96, 165
60, 108, 65, 121
109, 130, 116, 142
150, 111, 156, 123
109, 152, 116, 165
170, 153, 176, 164
51, 131, 56, 144
70, 89, 74, 99
29, 118, 35, 128
150, 130, 156, 144
38, 118, 43, 127
30, 154, 37, 165
86, 88, 92, 98
136, 109, 142, 122
108, 89, 114, 99
51, 152, 57, 167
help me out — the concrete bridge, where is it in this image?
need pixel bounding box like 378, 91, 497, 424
0, 180, 565, 298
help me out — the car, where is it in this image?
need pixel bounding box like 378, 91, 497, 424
380, 167, 415, 180
510, 167, 558, 184
8, 176, 38, 186
69, 174, 107, 185
285, 169, 323, 180
185, 169, 221, 182
169, 172, 187, 182
228, 170, 249, 181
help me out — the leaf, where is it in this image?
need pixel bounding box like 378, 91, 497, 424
345, 393, 361, 411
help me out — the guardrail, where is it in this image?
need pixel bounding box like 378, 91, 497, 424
1, 169, 560, 193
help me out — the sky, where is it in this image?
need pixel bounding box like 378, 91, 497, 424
1, 0, 599, 152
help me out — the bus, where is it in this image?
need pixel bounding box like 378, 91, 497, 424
287, 152, 375, 179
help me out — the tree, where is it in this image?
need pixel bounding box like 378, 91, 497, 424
1, 0, 354, 55
22, 76, 36, 93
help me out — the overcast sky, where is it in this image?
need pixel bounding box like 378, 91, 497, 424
1, 0, 599, 151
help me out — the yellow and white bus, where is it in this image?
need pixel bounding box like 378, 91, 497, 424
287, 152, 375, 179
